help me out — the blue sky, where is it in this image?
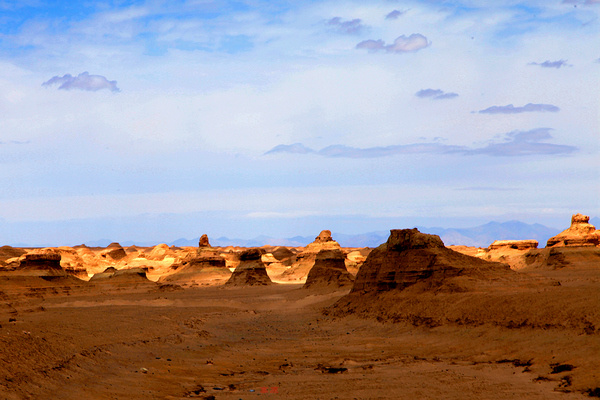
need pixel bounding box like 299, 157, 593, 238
0, 0, 598, 245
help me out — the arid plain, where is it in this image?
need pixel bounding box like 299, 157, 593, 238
1, 214, 599, 399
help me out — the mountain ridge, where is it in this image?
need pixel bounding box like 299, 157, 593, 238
95, 220, 564, 249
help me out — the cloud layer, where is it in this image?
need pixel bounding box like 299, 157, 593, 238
356, 34, 429, 53
416, 88, 459, 100
385, 10, 405, 20
42, 72, 120, 92
529, 60, 570, 68
265, 128, 577, 158
327, 17, 365, 34
478, 103, 560, 114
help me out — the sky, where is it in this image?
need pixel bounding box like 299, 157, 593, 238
0, 0, 598, 246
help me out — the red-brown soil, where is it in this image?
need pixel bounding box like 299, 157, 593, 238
0, 230, 598, 399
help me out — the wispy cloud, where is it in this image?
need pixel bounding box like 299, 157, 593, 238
356, 34, 429, 53
385, 10, 406, 20
563, 0, 600, 5
478, 103, 559, 114
42, 72, 120, 92
529, 59, 571, 68
455, 187, 521, 191
264, 143, 314, 155
416, 88, 458, 100
471, 128, 576, 156
0, 140, 29, 145
327, 17, 366, 34
265, 128, 576, 158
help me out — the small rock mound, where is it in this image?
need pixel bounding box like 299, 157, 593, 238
351, 228, 512, 294
100, 242, 127, 260
303, 249, 354, 290
546, 213, 600, 247
89, 267, 154, 285
226, 248, 273, 286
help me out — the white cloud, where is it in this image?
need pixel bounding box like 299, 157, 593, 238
478, 103, 560, 114
0, 0, 598, 243
356, 33, 430, 53
42, 72, 120, 92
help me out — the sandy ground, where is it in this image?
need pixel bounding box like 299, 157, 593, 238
0, 281, 594, 400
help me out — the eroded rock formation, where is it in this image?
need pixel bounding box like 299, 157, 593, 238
351, 228, 511, 294
546, 213, 600, 247
488, 240, 538, 251
100, 242, 127, 261
278, 230, 342, 282
226, 248, 273, 286
199, 234, 211, 248
158, 247, 230, 287
16, 249, 66, 277
303, 249, 354, 290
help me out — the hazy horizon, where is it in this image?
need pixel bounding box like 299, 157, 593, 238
0, 1, 598, 246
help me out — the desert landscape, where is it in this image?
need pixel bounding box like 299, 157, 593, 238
1, 213, 599, 399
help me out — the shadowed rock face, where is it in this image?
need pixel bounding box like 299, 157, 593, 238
101, 243, 127, 261
7, 250, 65, 276
351, 228, 511, 294
90, 267, 151, 283
546, 213, 600, 247
226, 249, 273, 286
303, 249, 354, 290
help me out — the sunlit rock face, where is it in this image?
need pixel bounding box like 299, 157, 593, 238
488, 240, 538, 251
546, 213, 600, 248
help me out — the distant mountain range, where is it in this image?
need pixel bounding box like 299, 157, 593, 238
84, 219, 592, 249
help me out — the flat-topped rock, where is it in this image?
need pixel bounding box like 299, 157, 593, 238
489, 240, 539, 250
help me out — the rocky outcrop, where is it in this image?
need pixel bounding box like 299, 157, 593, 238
546, 213, 600, 247
100, 242, 127, 261
158, 248, 230, 287
199, 234, 211, 248
351, 228, 511, 294
303, 230, 341, 253
146, 243, 171, 261
90, 267, 151, 283
0, 246, 26, 264
15, 249, 67, 277
303, 249, 354, 290
278, 230, 342, 282
226, 249, 273, 286
488, 240, 538, 250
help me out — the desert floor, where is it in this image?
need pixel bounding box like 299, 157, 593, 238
1, 281, 594, 400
